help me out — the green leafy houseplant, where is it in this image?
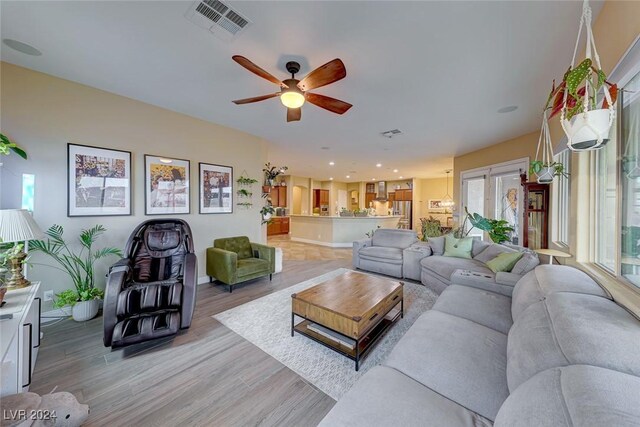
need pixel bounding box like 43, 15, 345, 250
0, 133, 27, 159
262, 163, 288, 185
237, 176, 258, 185
260, 205, 275, 225
456, 207, 515, 244
30, 224, 122, 308
237, 188, 252, 197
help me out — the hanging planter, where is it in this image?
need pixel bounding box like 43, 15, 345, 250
260, 204, 275, 224
545, 0, 617, 151
530, 111, 569, 184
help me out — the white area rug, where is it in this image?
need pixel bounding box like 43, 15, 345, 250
213, 268, 437, 400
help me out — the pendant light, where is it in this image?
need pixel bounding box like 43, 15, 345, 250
441, 170, 455, 208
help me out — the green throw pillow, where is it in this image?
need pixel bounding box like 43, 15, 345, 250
486, 251, 524, 273
443, 234, 473, 259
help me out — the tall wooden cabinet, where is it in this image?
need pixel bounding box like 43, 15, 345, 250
269, 186, 287, 208
521, 174, 549, 249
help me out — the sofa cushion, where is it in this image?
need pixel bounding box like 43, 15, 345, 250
506, 292, 640, 392
510, 251, 539, 275
443, 234, 473, 259
473, 243, 517, 264
236, 258, 270, 277
384, 311, 509, 421
433, 285, 513, 334
318, 366, 492, 427
421, 256, 492, 282
495, 365, 640, 427
426, 235, 445, 256
511, 265, 610, 320
359, 246, 403, 264
371, 229, 417, 249
471, 238, 492, 258
486, 252, 523, 273
215, 236, 253, 260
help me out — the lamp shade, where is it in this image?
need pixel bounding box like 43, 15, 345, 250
0, 209, 44, 243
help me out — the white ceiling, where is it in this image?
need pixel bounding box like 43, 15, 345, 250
0, 1, 601, 181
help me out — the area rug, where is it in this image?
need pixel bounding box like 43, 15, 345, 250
213, 268, 437, 400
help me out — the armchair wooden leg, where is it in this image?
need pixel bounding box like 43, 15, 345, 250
270, 274, 272, 281
209, 276, 213, 283
229, 285, 233, 293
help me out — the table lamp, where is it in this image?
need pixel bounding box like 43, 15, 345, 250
0, 209, 44, 289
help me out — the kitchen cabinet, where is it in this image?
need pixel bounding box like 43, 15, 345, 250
395, 189, 413, 201
313, 190, 329, 207
366, 183, 376, 193
387, 192, 395, 203
365, 192, 376, 208
269, 186, 287, 208
267, 217, 290, 236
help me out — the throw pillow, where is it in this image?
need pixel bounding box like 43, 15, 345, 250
474, 244, 517, 264
510, 252, 540, 275
427, 236, 446, 256
443, 234, 473, 259
486, 252, 524, 273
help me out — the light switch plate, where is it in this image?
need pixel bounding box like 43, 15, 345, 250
44, 290, 54, 301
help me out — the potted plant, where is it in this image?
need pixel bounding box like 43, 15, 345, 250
262, 163, 288, 189
420, 216, 442, 241
456, 207, 515, 244
0, 133, 27, 159
339, 208, 354, 217
30, 224, 122, 322
529, 161, 569, 184
354, 208, 368, 218
260, 204, 275, 224
545, 2, 617, 151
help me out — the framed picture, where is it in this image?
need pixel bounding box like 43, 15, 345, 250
145, 155, 190, 215
428, 199, 445, 212
68, 143, 131, 217
199, 163, 233, 214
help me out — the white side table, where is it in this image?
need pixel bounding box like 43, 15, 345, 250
534, 249, 572, 265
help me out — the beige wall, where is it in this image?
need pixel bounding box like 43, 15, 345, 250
415, 177, 450, 230
0, 62, 268, 310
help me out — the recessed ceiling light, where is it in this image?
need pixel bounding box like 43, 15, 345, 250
346, 175, 350, 179
376, 163, 382, 168
321, 146, 330, 150
329, 161, 335, 166
399, 176, 403, 179
393, 169, 398, 173
2, 39, 42, 56
372, 178, 376, 181
497, 105, 518, 113
329, 177, 334, 181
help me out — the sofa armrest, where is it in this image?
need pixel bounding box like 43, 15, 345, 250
352, 238, 372, 269
408, 242, 433, 256
206, 247, 238, 285
495, 272, 522, 287
251, 243, 276, 273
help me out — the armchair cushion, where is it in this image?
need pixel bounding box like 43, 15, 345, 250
371, 229, 418, 249
237, 258, 270, 277
359, 246, 404, 262
215, 236, 253, 260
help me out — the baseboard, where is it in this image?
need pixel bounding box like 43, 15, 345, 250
290, 237, 352, 248
198, 275, 212, 285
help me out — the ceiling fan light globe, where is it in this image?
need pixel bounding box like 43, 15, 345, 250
280, 91, 305, 109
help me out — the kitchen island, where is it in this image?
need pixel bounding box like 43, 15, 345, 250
289, 215, 402, 247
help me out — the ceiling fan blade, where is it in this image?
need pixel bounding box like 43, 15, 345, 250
232, 93, 280, 105
305, 93, 352, 115
287, 107, 301, 122
297, 59, 346, 91
232, 55, 287, 88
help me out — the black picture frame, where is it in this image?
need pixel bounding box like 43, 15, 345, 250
67, 143, 132, 217
144, 154, 191, 215
199, 163, 233, 214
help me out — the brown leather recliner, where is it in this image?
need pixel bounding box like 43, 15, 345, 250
103, 219, 197, 348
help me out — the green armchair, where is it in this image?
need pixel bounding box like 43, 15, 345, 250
206, 236, 275, 292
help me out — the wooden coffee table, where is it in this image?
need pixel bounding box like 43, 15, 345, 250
291, 270, 403, 371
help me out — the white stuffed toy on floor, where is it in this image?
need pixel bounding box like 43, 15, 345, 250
0, 391, 89, 427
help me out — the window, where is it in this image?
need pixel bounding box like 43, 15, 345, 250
552, 150, 570, 247
620, 70, 640, 288
21, 174, 35, 212
594, 118, 618, 272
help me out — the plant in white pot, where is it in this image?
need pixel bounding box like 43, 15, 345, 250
546, 0, 617, 151
31, 225, 122, 322
260, 204, 275, 225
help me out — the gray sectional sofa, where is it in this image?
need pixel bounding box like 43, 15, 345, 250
420, 235, 540, 295
319, 265, 640, 426
352, 229, 419, 279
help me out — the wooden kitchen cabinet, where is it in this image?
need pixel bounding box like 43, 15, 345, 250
313, 190, 329, 207
267, 217, 290, 236
365, 192, 376, 208
395, 189, 413, 201
269, 186, 287, 208
387, 192, 395, 203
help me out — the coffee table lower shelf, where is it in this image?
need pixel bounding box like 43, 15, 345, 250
291, 306, 403, 371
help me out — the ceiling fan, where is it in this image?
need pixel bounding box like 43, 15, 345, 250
231, 55, 352, 122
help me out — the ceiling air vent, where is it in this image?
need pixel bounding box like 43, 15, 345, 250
381, 129, 402, 139
185, 0, 252, 42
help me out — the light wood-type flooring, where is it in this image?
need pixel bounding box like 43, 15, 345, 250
31, 237, 351, 427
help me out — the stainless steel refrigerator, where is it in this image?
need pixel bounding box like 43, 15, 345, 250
393, 201, 412, 229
